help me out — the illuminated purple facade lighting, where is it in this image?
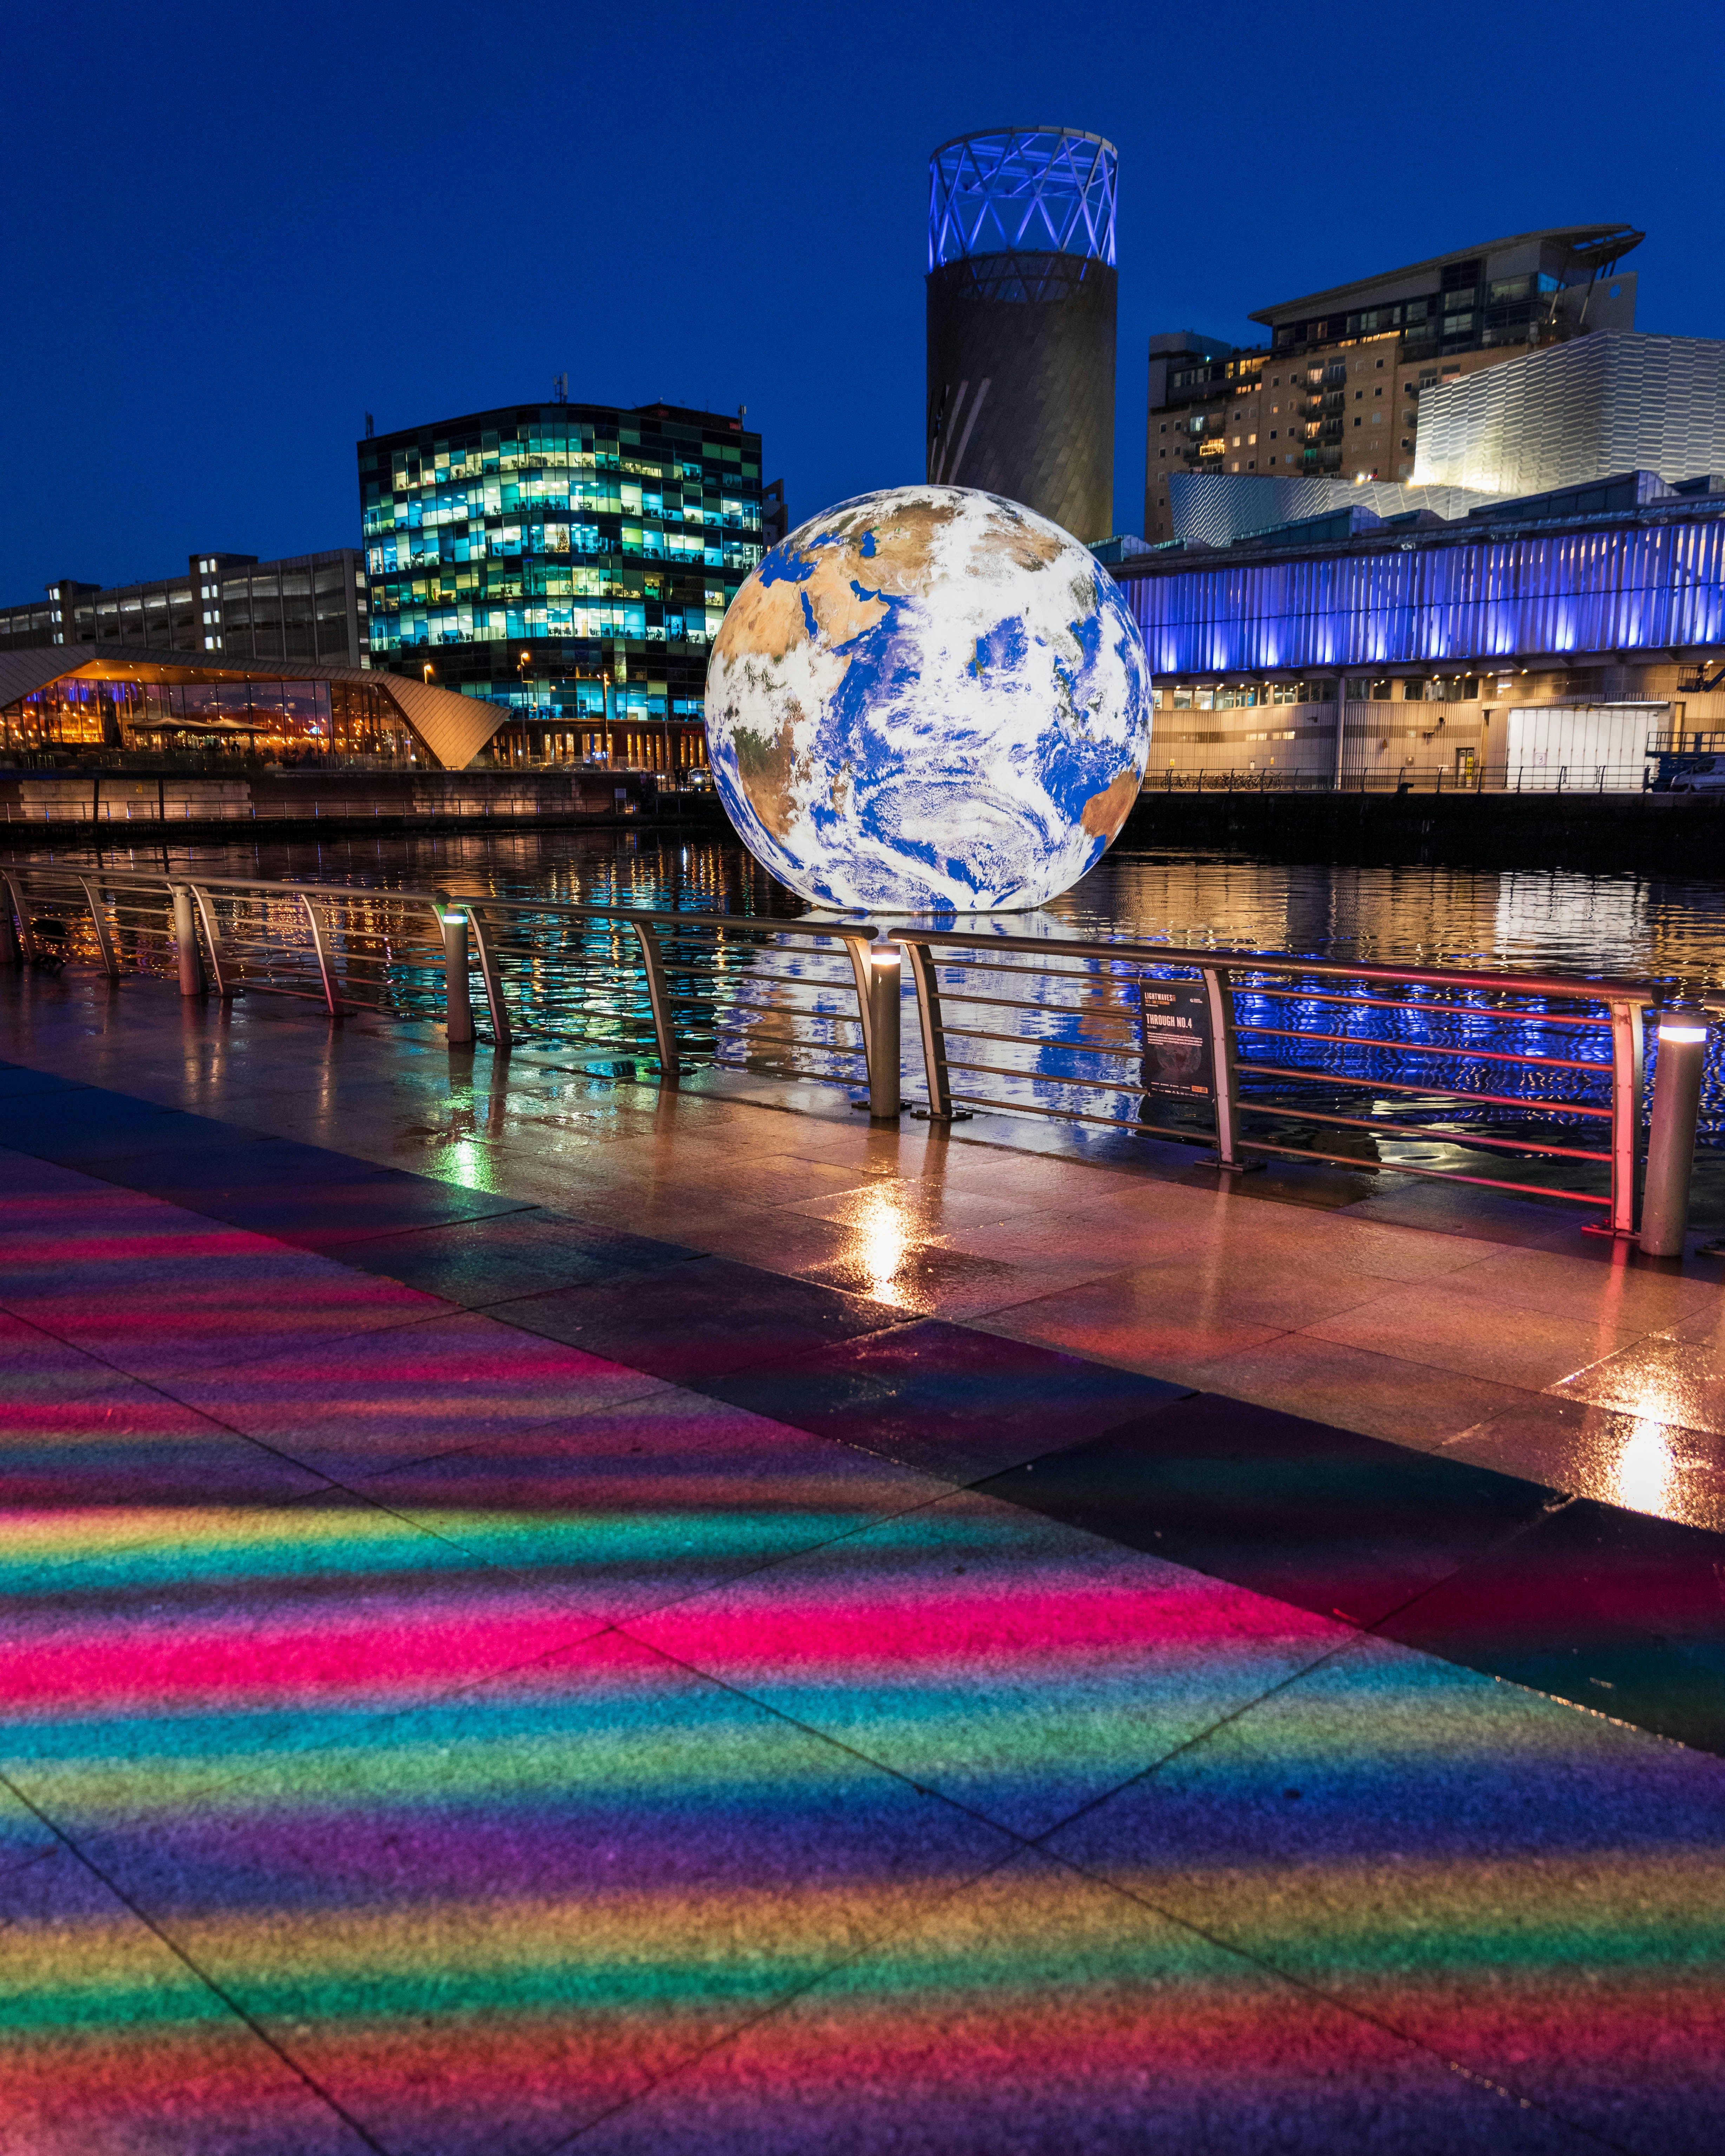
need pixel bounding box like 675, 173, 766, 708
928, 126, 1117, 273
1118, 518, 1725, 676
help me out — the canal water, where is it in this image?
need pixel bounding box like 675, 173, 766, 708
47, 820, 1725, 993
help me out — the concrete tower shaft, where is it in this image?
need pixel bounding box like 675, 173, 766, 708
925, 127, 1117, 543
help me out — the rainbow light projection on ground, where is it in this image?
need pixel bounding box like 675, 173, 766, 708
5, 1478, 1725, 2148
1126, 516, 1725, 673
5, 1084, 1725, 2147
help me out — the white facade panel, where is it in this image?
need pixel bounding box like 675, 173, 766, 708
1414, 334, 1725, 495
1167, 471, 1497, 547
1503, 702, 1666, 783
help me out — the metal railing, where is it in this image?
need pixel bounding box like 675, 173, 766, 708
2, 864, 1713, 1240
892, 929, 1683, 1234
0, 786, 684, 825
0, 864, 876, 1098
1146, 764, 1666, 795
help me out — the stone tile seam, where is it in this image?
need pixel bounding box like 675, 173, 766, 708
0, 1762, 392, 2154
539, 1624, 1626, 2154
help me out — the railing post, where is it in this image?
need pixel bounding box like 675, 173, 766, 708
0, 875, 21, 967
1606, 997, 1646, 1236
440, 906, 474, 1046
3, 871, 36, 966
864, 942, 901, 1118
630, 918, 679, 1079
900, 938, 957, 1120
464, 904, 513, 1050
187, 885, 235, 998
1202, 963, 1249, 1170
299, 893, 346, 1019
171, 885, 204, 997
1639, 1003, 1709, 1257
77, 876, 120, 978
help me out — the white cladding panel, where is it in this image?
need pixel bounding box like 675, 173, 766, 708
1414, 334, 1725, 495
1166, 470, 1496, 546
1503, 702, 1666, 778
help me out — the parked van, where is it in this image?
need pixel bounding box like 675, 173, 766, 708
1666, 757, 1725, 794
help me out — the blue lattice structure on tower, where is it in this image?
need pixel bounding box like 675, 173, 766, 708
929, 126, 1117, 280
926, 127, 1118, 541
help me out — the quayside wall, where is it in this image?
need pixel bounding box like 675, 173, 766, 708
1117, 786, 1725, 873
0, 768, 732, 847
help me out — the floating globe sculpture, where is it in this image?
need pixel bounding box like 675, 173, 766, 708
704, 484, 1152, 912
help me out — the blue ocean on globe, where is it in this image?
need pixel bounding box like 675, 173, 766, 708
704, 484, 1153, 912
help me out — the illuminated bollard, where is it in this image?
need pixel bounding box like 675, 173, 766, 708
442, 910, 475, 1047
171, 887, 203, 997
867, 944, 902, 1118
1639, 1001, 1710, 1258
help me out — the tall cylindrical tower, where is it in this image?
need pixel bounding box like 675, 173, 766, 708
926, 126, 1117, 543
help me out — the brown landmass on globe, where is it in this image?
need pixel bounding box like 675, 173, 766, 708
728, 714, 806, 838
1080, 765, 1141, 844
716, 496, 968, 662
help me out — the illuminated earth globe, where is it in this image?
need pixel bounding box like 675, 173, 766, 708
704, 484, 1153, 912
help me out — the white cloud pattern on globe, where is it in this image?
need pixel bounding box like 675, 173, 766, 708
704, 485, 1153, 911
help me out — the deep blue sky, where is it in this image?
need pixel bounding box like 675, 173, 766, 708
4, 0, 1721, 600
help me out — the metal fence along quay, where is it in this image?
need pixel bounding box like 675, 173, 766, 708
1144, 763, 1680, 795
2, 861, 1716, 1250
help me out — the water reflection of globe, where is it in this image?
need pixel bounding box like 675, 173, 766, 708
704, 484, 1153, 912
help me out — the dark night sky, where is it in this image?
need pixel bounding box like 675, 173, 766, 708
4, 0, 1721, 600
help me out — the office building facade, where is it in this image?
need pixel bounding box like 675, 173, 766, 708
0, 551, 369, 667
926, 126, 1117, 542
360, 400, 764, 775
1145, 226, 1643, 543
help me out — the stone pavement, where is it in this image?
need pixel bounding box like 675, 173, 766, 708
2, 969, 1724, 2154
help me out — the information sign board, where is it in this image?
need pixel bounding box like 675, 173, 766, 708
1137, 979, 1214, 1099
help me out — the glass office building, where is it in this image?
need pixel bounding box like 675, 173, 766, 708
360, 401, 764, 775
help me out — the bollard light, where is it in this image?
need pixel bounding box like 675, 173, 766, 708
1640, 1001, 1710, 1258
170, 886, 203, 998
866, 944, 901, 1119
442, 908, 475, 1048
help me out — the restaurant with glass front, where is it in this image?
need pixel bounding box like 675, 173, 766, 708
0, 648, 504, 772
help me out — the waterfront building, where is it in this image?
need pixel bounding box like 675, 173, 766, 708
926, 126, 1117, 542
1145, 225, 1644, 543
0, 645, 498, 771
0, 551, 369, 668
1108, 473, 1725, 787
1412, 332, 1725, 498
762, 478, 789, 549
1159, 471, 1498, 549
360, 400, 765, 778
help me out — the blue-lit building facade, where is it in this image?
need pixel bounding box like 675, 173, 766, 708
360, 402, 764, 773
1110, 478, 1725, 787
